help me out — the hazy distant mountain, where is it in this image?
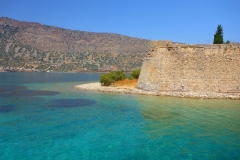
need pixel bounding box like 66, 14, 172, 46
0, 17, 151, 72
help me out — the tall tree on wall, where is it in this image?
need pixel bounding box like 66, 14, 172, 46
213, 25, 224, 44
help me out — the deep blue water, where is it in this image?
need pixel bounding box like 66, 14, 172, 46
0, 72, 240, 159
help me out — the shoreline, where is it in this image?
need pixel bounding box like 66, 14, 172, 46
74, 82, 240, 100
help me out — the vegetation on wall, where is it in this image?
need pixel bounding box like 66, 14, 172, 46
226, 40, 230, 44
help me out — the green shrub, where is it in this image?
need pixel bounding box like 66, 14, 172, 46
100, 70, 126, 86
129, 75, 134, 80
111, 70, 126, 81
100, 74, 114, 86
129, 69, 141, 79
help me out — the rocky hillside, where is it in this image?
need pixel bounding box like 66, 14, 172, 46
0, 17, 151, 72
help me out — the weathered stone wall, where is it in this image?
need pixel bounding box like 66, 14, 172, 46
138, 41, 240, 96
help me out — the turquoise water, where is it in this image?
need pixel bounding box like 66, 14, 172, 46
0, 72, 240, 159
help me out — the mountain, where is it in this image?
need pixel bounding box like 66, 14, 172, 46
0, 17, 151, 72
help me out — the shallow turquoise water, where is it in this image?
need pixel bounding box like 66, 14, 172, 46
0, 72, 240, 159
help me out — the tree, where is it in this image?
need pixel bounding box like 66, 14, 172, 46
226, 40, 230, 44
213, 25, 224, 44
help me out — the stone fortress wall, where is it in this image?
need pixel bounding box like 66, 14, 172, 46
137, 41, 240, 98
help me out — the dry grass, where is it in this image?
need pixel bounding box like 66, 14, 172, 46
111, 79, 138, 88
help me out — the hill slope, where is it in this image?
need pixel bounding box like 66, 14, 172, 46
0, 17, 151, 71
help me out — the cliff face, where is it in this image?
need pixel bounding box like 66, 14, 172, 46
138, 41, 240, 97
0, 17, 150, 71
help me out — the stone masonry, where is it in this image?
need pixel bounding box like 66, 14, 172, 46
137, 41, 240, 98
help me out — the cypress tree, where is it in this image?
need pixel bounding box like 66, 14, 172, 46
213, 25, 224, 44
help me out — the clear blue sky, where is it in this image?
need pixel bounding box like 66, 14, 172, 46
1, 0, 239, 44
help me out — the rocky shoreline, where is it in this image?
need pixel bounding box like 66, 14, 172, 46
74, 83, 240, 99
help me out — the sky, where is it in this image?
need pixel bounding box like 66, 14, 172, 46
0, 0, 240, 44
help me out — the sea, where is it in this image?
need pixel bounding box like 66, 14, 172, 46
0, 72, 240, 160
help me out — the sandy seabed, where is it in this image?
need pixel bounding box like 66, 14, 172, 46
74, 82, 240, 100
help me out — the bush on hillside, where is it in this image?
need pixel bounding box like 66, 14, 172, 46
100, 71, 126, 86
129, 69, 141, 80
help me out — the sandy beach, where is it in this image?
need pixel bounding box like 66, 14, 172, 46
74, 82, 157, 95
